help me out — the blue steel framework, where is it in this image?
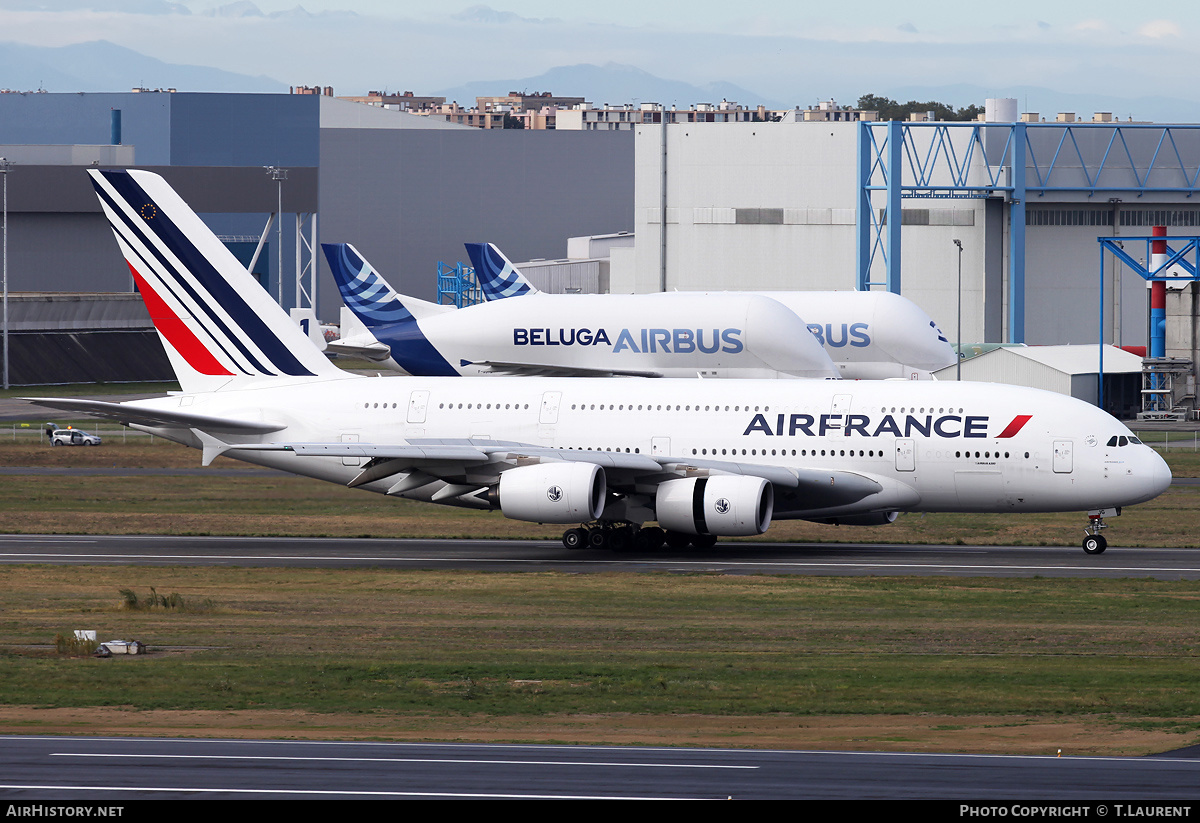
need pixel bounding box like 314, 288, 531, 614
858, 121, 1200, 343
1096, 236, 1200, 411
436, 261, 481, 308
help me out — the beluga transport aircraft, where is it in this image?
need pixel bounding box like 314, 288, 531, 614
466, 243, 959, 380
323, 242, 841, 379
33, 169, 1172, 555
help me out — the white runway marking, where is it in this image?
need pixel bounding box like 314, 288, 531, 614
1, 551, 1199, 575
0, 784, 693, 799
52, 752, 755, 769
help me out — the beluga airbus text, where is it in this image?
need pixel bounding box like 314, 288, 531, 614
466, 243, 958, 380
324, 243, 840, 379
33, 169, 1171, 555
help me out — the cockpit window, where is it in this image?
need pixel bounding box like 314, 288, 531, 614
1107, 435, 1143, 447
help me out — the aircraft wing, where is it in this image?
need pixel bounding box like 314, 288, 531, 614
465, 360, 664, 378
24, 397, 286, 434
235, 436, 884, 510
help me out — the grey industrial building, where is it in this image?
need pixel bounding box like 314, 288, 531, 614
0, 91, 633, 383
1, 91, 1198, 419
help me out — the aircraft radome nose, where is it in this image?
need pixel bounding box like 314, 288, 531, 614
1148, 449, 1173, 498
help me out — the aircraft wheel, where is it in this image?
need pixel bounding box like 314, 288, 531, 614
562, 528, 587, 550
1082, 535, 1107, 555
693, 533, 719, 549
636, 527, 665, 551
587, 528, 609, 550
608, 527, 633, 553
663, 531, 691, 549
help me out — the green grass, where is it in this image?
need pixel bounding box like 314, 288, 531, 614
0, 439, 1196, 544
2, 569, 1200, 721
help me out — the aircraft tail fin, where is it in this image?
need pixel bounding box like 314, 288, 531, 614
323, 243, 448, 326
88, 168, 347, 394
464, 242, 538, 301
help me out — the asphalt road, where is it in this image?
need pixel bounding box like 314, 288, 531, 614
2, 533, 1200, 578
2, 736, 1199, 800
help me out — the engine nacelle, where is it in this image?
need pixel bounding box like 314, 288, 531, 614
655, 475, 773, 536
807, 511, 900, 527
496, 462, 606, 524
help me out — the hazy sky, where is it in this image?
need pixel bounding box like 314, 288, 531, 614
1, 1, 1198, 105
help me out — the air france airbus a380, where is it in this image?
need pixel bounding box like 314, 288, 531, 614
467, 243, 958, 380
33, 169, 1171, 555
324, 243, 840, 379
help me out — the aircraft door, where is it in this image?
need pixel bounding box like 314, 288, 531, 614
895, 438, 915, 472
831, 394, 852, 436
407, 390, 429, 424
540, 391, 561, 424
1053, 440, 1073, 473
652, 437, 671, 457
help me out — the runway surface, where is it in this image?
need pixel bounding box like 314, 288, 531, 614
1, 533, 1199, 578
2, 736, 1199, 800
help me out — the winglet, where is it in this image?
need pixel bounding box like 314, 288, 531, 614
464, 243, 538, 301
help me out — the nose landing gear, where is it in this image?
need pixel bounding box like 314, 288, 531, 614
1082, 508, 1119, 554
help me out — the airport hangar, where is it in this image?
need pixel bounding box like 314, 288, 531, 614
1, 91, 1196, 418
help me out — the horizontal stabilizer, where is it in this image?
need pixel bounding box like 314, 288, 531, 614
325, 340, 393, 361
25, 397, 285, 434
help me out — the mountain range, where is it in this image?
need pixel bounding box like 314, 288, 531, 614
0, 40, 285, 94
3, 39, 1200, 125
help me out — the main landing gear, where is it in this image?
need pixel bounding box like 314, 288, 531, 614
561, 524, 718, 552
1082, 508, 1119, 554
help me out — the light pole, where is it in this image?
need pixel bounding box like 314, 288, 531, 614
953, 238, 963, 381
1, 157, 11, 391
265, 166, 287, 305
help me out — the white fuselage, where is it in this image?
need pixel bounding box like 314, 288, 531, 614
362, 292, 841, 380
137, 373, 1170, 521
749, 290, 957, 379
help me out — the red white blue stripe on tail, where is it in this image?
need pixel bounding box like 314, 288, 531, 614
89, 169, 343, 392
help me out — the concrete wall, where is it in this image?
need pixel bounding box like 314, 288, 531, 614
632, 122, 990, 343
318, 127, 634, 319
0, 92, 171, 164
631, 121, 1200, 349
169, 93, 319, 167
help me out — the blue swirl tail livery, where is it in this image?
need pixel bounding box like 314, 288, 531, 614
88, 169, 346, 394
321, 243, 458, 376
323, 242, 449, 326
465, 243, 538, 300
322, 239, 840, 379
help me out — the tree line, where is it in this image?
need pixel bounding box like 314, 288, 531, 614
856, 94, 984, 122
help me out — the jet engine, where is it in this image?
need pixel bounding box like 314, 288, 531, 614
655, 475, 773, 536
495, 462, 606, 524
